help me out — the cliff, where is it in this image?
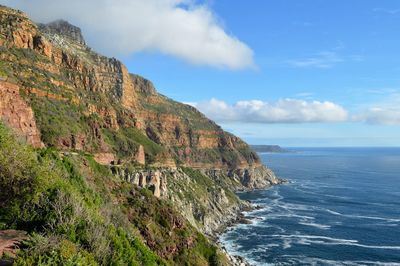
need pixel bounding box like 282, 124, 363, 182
0, 5, 279, 265
0, 81, 43, 148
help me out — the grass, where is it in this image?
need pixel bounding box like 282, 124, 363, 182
103, 127, 164, 163
28, 95, 87, 146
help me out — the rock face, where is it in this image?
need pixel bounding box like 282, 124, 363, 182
94, 153, 116, 165
0, 4, 264, 175
112, 167, 167, 198
229, 165, 281, 190
112, 165, 249, 235
135, 145, 145, 165
130, 74, 157, 95
0, 4, 280, 240
39, 20, 86, 45
0, 81, 43, 148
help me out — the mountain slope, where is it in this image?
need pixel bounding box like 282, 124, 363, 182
0, 123, 229, 265
0, 5, 277, 184
0, 4, 280, 265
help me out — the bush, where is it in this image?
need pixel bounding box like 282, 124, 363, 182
0, 124, 53, 230
0, 123, 228, 265
15, 235, 98, 266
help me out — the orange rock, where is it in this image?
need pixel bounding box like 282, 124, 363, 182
94, 153, 116, 165
135, 145, 145, 165
0, 81, 44, 148
0, 230, 28, 257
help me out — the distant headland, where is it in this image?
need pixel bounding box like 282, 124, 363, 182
251, 145, 290, 153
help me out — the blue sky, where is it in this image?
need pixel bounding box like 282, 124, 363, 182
4, 0, 400, 146
125, 0, 400, 146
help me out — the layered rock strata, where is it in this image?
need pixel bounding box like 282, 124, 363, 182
0, 5, 280, 242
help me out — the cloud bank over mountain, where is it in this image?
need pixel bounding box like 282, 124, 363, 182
2, 0, 254, 69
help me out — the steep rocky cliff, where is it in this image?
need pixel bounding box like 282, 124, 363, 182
0, 81, 43, 148
0, 4, 279, 264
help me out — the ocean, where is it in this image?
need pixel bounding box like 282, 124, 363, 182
221, 148, 400, 265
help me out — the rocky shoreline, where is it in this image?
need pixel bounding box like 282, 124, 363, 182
217, 179, 288, 266
215, 203, 262, 266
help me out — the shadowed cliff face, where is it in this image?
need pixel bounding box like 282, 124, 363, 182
0, 5, 278, 192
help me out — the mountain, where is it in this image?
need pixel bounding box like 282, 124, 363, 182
0, 5, 279, 265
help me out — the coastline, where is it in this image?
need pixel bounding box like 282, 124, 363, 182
217, 178, 288, 266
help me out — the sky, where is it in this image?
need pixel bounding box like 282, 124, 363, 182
2, 0, 400, 147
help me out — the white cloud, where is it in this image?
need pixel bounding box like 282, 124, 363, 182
355, 93, 400, 125
294, 92, 314, 98
357, 108, 400, 125
373, 8, 400, 15
2, 0, 254, 69
287, 51, 343, 69
194, 98, 349, 124
286, 51, 364, 69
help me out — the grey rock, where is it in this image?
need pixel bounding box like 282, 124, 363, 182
39, 19, 86, 45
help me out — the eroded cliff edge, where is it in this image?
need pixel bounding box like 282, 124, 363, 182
0, 4, 280, 248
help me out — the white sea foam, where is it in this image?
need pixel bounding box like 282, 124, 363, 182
325, 209, 342, 215
272, 234, 358, 243
324, 209, 400, 223
346, 214, 400, 223
298, 222, 331, 230
271, 234, 400, 250
280, 256, 400, 266
280, 202, 315, 211
282, 239, 292, 249
293, 186, 352, 201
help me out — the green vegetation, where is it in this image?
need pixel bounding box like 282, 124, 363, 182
180, 168, 239, 204
0, 6, 264, 265
164, 167, 240, 232
122, 184, 228, 265
103, 127, 164, 163
29, 96, 88, 146
141, 96, 219, 131
0, 123, 227, 265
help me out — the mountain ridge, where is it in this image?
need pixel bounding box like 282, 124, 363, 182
0, 5, 280, 265
0, 5, 278, 188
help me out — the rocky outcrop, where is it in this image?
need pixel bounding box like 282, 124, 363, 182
0, 81, 43, 148
0, 6, 37, 49
87, 104, 119, 129
203, 165, 281, 192
0, 6, 138, 109
130, 74, 157, 96
94, 153, 116, 165
234, 165, 281, 189
39, 20, 86, 46
111, 165, 251, 235
135, 145, 145, 165
112, 167, 168, 198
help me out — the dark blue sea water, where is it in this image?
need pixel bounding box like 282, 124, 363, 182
221, 148, 400, 265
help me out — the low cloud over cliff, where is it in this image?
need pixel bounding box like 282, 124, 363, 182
2, 0, 254, 69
